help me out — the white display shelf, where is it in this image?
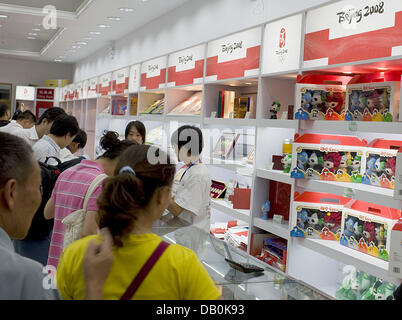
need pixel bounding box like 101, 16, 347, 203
294, 238, 399, 284
139, 114, 165, 121
256, 169, 294, 185
295, 179, 402, 210
300, 120, 402, 135
203, 156, 253, 171
258, 118, 299, 130
211, 199, 250, 223
254, 217, 290, 240
165, 114, 202, 123
204, 117, 257, 127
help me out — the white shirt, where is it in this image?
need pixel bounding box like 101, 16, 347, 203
173, 163, 212, 233
32, 135, 61, 164
0, 120, 23, 135
12, 126, 39, 147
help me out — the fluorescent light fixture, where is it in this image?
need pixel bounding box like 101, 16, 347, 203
75, 41, 88, 45
82, 37, 92, 40
28, 32, 38, 36
27, 37, 36, 40
107, 16, 121, 21
119, 7, 134, 12
89, 31, 101, 35
0, 14, 8, 19
97, 24, 111, 28
32, 28, 41, 31
58, 56, 66, 59
54, 59, 63, 62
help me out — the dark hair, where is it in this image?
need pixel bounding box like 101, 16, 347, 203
171, 125, 204, 156
97, 145, 176, 247
98, 131, 138, 160
37, 107, 65, 125
0, 104, 10, 118
125, 121, 146, 143
0, 133, 34, 187
49, 114, 79, 137
73, 129, 87, 149
16, 110, 36, 123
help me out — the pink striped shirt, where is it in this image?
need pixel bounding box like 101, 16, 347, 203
47, 160, 105, 268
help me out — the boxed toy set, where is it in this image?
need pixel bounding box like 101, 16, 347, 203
345, 73, 401, 122
210, 180, 227, 199
290, 192, 351, 241
388, 219, 402, 278
363, 139, 402, 190
295, 83, 347, 121
257, 235, 287, 272
290, 133, 367, 183
340, 200, 401, 261
394, 149, 402, 200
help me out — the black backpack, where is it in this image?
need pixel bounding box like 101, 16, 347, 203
24, 156, 85, 241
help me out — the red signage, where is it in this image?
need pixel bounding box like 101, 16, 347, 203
36, 88, 55, 100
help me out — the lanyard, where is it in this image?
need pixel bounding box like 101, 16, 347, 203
179, 159, 200, 182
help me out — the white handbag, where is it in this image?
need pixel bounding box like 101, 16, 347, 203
62, 173, 107, 249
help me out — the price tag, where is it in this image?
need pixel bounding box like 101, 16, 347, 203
348, 121, 358, 132
343, 187, 356, 199
210, 111, 217, 118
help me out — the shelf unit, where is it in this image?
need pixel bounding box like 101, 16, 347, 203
59, 0, 402, 299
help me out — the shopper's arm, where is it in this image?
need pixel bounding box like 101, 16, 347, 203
83, 228, 114, 300
167, 198, 183, 217
81, 211, 99, 238
44, 198, 55, 220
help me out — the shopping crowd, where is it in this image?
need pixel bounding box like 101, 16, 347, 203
0, 104, 220, 300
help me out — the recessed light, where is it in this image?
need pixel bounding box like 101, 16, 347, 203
28, 32, 38, 36
27, 37, 36, 40
0, 14, 8, 19
119, 7, 134, 12
107, 16, 121, 21
75, 41, 88, 45
89, 31, 101, 35
97, 24, 111, 28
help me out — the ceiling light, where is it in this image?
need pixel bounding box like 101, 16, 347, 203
28, 32, 38, 36
32, 28, 40, 31
119, 7, 134, 12
82, 37, 92, 41
68, 49, 76, 52
58, 56, 66, 59
89, 31, 101, 35
97, 24, 111, 28
107, 16, 121, 21
27, 37, 36, 40
75, 41, 88, 45
0, 14, 8, 19
54, 59, 63, 62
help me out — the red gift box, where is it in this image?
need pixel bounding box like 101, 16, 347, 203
229, 188, 251, 210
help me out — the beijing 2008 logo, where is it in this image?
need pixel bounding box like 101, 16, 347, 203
276, 27, 288, 64
279, 28, 286, 48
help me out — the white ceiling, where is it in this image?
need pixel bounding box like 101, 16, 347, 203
0, 0, 189, 63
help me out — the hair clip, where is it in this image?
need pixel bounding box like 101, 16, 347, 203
119, 165, 136, 176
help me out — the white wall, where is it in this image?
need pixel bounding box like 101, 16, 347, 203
0, 55, 73, 110
73, 0, 335, 82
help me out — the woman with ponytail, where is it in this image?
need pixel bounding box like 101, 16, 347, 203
56, 144, 220, 300
44, 131, 137, 269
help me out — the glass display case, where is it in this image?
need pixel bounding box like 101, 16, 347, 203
152, 218, 332, 300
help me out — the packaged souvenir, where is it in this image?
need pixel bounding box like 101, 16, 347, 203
290, 192, 351, 241
290, 133, 367, 183
340, 200, 402, 261
363, 139, 402, 190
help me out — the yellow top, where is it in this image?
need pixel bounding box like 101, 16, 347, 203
56, 233, 220, 300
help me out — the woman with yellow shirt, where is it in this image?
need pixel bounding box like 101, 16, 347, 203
56, 144, 220, 300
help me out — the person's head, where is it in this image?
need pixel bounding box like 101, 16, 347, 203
125, 121, 146, 144
0, 104, 10, 121
97, 131, 138, 176
171, 125, 204, 164
97, 144, 176, 246
0, 133, 42, 239
67, 129, 87, 154
36, 107, 66, 138
16, 110, 36, 129
49, 114, 79, 149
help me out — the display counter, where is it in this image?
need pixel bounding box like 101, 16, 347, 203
152, 217, 332, 300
